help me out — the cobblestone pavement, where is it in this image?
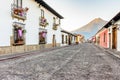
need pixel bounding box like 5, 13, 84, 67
0, 43, 120, 80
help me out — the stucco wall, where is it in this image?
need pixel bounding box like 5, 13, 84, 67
108, 26, 112, 49
61, 32, 68, 46
25, 0, 62, 45
0, 0, 13, 46
116, 20, 120, 51
99, 29, 109, 48
0, 0, 62, 47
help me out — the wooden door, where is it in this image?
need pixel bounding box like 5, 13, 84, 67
112, 27, 117, 49
109, 33, 111, 48
52, 35, 56, 47
68, 35, 71, 45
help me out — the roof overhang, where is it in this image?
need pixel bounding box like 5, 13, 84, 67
104, 12, 120, 28
35, 0, 64, 19
61, 30, 76, 36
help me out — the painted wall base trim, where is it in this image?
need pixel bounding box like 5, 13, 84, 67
0, 43, 60, 55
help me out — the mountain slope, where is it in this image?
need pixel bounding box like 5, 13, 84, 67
72, 18, 107, 40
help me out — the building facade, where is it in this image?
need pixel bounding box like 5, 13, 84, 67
76, 34, 85, 44
104, 12, 120, 51
0, 0, 63, 54
95, 28, 109, 48
61, 30, 76, 46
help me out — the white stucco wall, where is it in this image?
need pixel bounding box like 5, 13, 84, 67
116, 20, 120, 51
108, 26, 112, 49
0, 0, 62, 46
40, 5, 62, 44
24, 0, 40, 45
61, 32, 68, 46
95, 33, 100, 45
25, 0, 62, 45
0, 1, 13, 46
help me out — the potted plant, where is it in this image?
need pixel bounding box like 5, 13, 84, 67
40, 17, 49, 27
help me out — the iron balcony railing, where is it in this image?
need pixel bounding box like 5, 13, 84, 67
11, 4, 28, 21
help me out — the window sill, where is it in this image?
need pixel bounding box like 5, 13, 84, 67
39, 42, 46, 44
13, 42, 25, 46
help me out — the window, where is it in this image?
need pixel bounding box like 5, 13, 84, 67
59, 19, 61, 25
53, 17, 59, 30
39, 31, 47, 44
41, 9, 44, 18
40, 9, 48, 27
53, 17, 60, 25
66, 35, 68, 44
62, 35, 64, 44
13, 22, 25, 46
104, 33, 106, 42
14, 0, 22, 8
53, 17, 56, 24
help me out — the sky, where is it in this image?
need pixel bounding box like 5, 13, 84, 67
44, 0, 120, 31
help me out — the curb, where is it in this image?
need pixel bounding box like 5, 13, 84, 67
105, 50, 120, 59
0, 44, 78, 62
94, 44, 120, 59
0, 45, 69, 61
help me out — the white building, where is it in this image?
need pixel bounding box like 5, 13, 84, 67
61, 30, 76, 46
0, 0, 63, 54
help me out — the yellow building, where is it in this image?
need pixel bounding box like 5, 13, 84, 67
76, 34, 85, 44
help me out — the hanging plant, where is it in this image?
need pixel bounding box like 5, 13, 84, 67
40, 17, 49, 27
25, 7, 29, 12
22, 29, 27, 34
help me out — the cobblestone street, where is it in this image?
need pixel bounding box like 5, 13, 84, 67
0, 43, 120, 80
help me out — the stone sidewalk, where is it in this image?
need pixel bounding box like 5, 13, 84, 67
0, 45, 70, 61
105, 48, 120, 59
95, 44, 120, 59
